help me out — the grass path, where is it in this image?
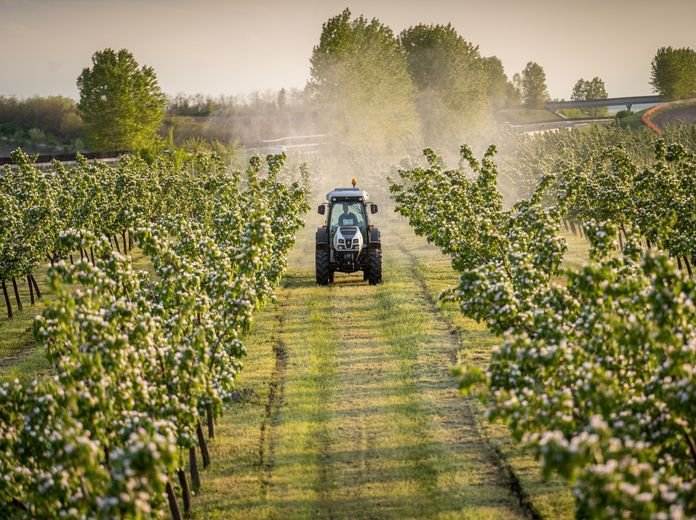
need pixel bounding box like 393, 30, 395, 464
195, 212, 567, 519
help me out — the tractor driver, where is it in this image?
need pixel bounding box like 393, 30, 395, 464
338, 203, 359, 227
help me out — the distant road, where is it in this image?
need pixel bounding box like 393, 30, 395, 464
508, 118, 615, 134
545, 95, 662, 111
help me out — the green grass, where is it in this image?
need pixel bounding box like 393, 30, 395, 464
193, 214, 575, 518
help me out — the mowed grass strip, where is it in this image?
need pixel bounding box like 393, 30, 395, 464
408, 238, 575, 519
366, 224, 525, 519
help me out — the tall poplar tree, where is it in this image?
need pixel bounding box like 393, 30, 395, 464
399, 23, 489, 145
308, 9, 419, 152
520, 61, 549, 109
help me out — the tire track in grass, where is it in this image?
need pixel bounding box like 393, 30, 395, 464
323, 272, 410, 518
258, 301, 289, 494
402, 244, 541, 519
265, 272, 341, 518
368, 225, 526, 519
310, 288, 341, 519
402, 238, 573, 519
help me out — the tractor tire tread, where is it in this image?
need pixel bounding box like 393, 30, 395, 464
316, 249, 331, 285
368, 249, 382, 285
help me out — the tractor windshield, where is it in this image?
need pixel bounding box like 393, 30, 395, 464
330, 202, 366, 235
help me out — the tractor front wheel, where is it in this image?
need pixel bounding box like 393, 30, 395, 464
367, 249, 382, 285
316, 249, 331, 285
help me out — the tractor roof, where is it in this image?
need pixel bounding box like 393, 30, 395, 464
326, 188, 369, 202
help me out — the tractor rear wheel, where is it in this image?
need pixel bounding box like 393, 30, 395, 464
316, 249, 331, 285
367, 249, 382, 285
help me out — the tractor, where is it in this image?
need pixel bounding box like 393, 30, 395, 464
316, 179, 382, 285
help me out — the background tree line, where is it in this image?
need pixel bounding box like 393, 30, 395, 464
0, 96, 84, 152
2, 11, 695, 156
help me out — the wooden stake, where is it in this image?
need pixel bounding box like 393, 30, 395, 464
30, 275, 42, 299
196, 422, 210, 468
2, 280, 12, 319
189, 447, 201, 493
206, 404, 215, 439
11, 278, 22, 311
166, 481, 182, 520
177, 468, 192, 515
27, 275, 35, 305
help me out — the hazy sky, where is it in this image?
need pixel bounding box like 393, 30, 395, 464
1, 0, 694, 101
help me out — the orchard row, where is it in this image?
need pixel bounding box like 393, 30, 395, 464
390, 140, 696, 518
0, 151, 309, 518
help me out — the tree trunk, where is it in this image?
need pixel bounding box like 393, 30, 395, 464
206, 404, 215, 439
122, 232, 127, 255
113, 234, 121, 253
2, 280, 12, 319
189, 447, 201, 493
69, 253, 74, 265
27, 275, 35, 305
197, 421, 210, 468
30, 275, 42, 299
128, 230, 134, 251
166, 481, 183, 520
80, 248, 84, 261
684, 256, 693, 278
177, 468, 192, 515
90, 246, 95, 264
11, 278, 22, 311
618, 231, 624, 251
678, 256, 683, 271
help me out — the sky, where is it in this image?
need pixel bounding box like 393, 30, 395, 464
1, 0, 695, 101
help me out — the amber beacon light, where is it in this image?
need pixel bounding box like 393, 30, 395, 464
351, 177, 357, 188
